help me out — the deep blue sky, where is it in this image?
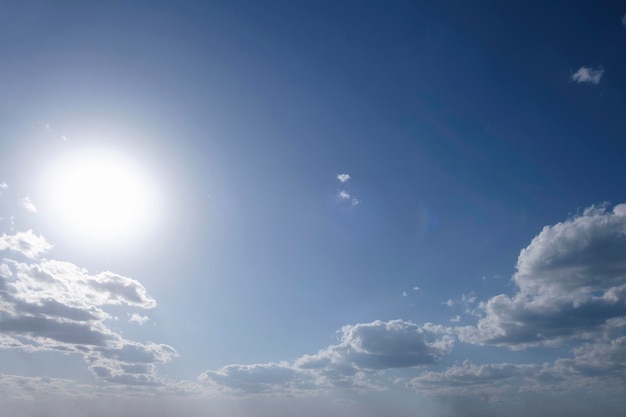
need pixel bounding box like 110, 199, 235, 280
1, 1, 626, 416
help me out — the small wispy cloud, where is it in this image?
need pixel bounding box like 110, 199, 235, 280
129, 313, 150, 325
622, 13, 626, 26
337, 173, 351, 183
450, 315, 461, 323
571, 66, 604, 84
0, 181, 7, 189
413, 286, 420, 291
21, 197, 37, 213
402, 291, 408, 297
335, 174, 360, 207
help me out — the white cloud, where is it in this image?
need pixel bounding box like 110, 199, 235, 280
20, 197, 37, 213
571, 66, 604, 84
402, 291, 408, 297
0, 250, 174, 386
351, 198, 359, 206
450, 316, 461, 323
0, 230, 52, 258
338, 190, 350, 200
459, 203, 626, 348
0, 181, 7, 190
129, 313, 149, 325
337, 174, 351, 183
442, 292, 476, 309
413, 286, 420, 291
200, 320, 453, 394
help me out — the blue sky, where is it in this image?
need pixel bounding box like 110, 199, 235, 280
1, 1, 626, 416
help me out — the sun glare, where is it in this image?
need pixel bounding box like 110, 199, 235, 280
40, 147, 161, 249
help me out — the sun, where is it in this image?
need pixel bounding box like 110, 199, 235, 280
40, 146, 161, 249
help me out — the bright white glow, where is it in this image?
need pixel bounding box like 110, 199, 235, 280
41, 147, 161, 249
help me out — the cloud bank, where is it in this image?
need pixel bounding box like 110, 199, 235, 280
200, 319, 453, 394
0, 232, 176, 386
459, 204, 626, 349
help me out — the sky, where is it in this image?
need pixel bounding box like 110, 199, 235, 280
1, 1, 626, 416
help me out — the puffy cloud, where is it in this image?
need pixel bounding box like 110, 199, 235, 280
459, 204, 626, 348
200, 320, 453, 394
338, 190, 350, 200
571, 66, 604, 84
558, 337, 626, 381
0, 230, 52, 259
0, 182, 7, 191
0, 251, 173, 386
129, 313, 149, 325
337, 174, 351, 183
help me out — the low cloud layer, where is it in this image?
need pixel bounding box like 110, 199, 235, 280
200, 319, 453, 394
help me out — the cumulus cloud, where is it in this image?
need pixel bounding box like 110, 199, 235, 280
459, 204, 626, 348
129, 313, 149, 325
0, 230, 52, 258
0, 251, 174, 386
338, 190, 350, 200
20, 197, 37, 213
571, 66, 604, 84
337, 174, 351, 183
200, 320, 453, 394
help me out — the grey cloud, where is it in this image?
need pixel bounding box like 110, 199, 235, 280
87, 271, 156, 308
337, 320, 452, 369
412, 361, 538, 392
200, 363, 313, 394
200, 319, 453, 394
14, 298, 101, 322
95, 342, 178, 364
460, 204, 626, 348
557, 337, 626, 380
0, 242, 172, 387
0, 315, 113, 346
